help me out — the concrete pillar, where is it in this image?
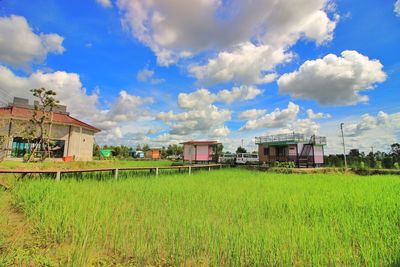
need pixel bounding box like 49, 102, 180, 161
155, 168, 159, 176
189, 166, 192, 175
56, 171, 61, 182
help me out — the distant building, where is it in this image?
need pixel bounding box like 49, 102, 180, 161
145, 148, 161, 159
181, 140, 221, 163
0, 97, 100, 161
255, 133, 326, 167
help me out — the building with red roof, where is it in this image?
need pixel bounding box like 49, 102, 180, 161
0, 97, 100, 161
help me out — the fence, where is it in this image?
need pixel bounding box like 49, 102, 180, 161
0, 164, 223, 181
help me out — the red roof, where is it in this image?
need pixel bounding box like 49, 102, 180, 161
181, 140, 221, 145
0, 106, 100, 132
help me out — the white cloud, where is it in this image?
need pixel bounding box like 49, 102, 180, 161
278, 50, 387, 106
238, 109, 267, 120
96, 0, 112, 8
178, 86, 262, 110
212, 126, 230, 137
343, 111, 395, 137
136, 67, 164, 84
0, 65, 153, 132
306, 109, 331, 119
240, 102, 300, 131
395, 0, 400, 16
320, 112, 400, 154
189, 43, 291, 85
218, 86, 263, 104
93, 90, 154, 129
116, 0, 338, 66
0, 15, 65, 69
158, 105, 231, 136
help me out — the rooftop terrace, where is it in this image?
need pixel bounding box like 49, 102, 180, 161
255, 133, 327, 145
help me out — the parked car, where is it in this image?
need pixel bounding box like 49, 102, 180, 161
236, 153, 259, 164
218, 153, 236, 164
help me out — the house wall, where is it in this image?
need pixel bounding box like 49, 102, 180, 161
66, 126, 95, 161
145, 149, 160, 159
183, 144, 212, 161
258, 145, 267, 162
314, 145, 324, 164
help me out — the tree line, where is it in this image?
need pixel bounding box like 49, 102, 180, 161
325, 144, 400, 169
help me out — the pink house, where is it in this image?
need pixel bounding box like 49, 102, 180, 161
255, 133, 327, 167
181, 140, 221, 163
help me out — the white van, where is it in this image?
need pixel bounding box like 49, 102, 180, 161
218, 153, 236, 164
236, 153, 259, 164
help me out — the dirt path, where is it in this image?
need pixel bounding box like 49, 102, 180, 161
0, 190, 56, 266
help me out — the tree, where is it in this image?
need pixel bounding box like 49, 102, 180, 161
236, 146, 247, 154
28, 88, 59, 162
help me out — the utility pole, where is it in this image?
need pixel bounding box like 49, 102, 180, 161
241, 139, 244, 149
340, 123, 347, 169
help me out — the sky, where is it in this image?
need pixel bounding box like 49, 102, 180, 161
0, 0, 399, 153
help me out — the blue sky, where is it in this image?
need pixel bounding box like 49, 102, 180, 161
0, 0, 399, 153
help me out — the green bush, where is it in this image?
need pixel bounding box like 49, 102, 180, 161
271, 161, 296, 168
394, 162, 400, 169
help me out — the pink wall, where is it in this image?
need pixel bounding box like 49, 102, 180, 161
183, 144, 213, 161
314, 145, 324, 164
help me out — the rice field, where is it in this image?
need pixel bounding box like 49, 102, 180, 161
3, 169, 400, 266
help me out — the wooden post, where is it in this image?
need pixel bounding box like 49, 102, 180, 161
114, 168, 119, 180
155, 167, 159, 176
189, 166, 192, 175
56, 171, 61, 182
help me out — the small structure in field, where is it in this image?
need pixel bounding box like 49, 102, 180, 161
181, 140, 221, 164
0, 97, 100, 161
145, 148, 161, 159
255, 133, 326, 167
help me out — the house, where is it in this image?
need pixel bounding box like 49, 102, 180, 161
0, 97, 101, 161
145, 148, 161, 159
181, 140, 221, 163
255, 133, 326, 167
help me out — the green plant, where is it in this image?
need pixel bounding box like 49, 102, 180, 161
394, 162, 400, 169
9, 169, 400, 266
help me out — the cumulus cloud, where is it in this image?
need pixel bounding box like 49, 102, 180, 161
240, 102, 300, 131
211, 126, 230, 137
395, 0, 400, 16
136, 67, 164, 84
278, 50, 387, 106
320, 111, 400, 154
158, 105, 231, 136
306, 109, 331, 119
93, 90, 154, 129
343, 111, 397, 137
189, 43, 291, 85
178, 86, 262, 110
0, 65, 153, 131
238, 109, 267, 120
0, 15, 65, 69
155, 86, 265, 138
96, 0, 112, 8
117, 0, 338, 67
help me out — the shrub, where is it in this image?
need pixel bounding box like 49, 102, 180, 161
394, 162, 400, 169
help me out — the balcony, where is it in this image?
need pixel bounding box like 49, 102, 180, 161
255, 133, 326, 145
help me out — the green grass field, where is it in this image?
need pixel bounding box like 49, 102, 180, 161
0, 159, 173, 170
1, 169, 400, 266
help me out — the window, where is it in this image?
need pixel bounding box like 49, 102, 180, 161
264, 147, 269, 156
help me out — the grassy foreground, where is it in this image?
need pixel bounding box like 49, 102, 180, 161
0, 159, 173, 170
2, 169, 400, 266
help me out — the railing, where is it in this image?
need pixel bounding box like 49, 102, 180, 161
265, 156, 298, 162
255, 133, 327, 145
0, 164, 223, 181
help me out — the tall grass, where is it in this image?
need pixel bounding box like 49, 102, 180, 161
0, 159, 173, 170
12, 169, 400, 266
